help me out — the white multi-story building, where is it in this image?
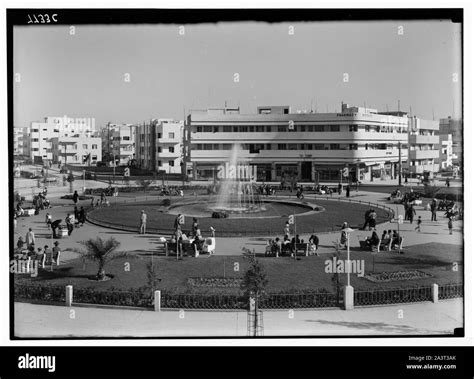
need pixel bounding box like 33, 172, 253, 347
13, 127, 30, 157
439, 117, 462, 168
136, 119, 184, 174
187, 104, 415, 183
407, 117, 440, 178
100, 124, 135, 165
51, 135, 102, 166
29, 116, 96, 163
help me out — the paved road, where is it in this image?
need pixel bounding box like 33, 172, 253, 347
14, 299, 463, 338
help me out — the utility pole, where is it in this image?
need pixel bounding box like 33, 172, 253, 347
398, 140, 402, 186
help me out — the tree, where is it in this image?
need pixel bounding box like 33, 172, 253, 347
74, 237, 123, 281
136, 179, 153, 193
240, 253, 268, 336
66, 172, 75, 193
423, 183, 442, 200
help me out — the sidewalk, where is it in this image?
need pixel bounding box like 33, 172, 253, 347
14, 298, 463, 338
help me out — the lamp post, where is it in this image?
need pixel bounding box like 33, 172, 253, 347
342, 226, 354, 309
113, 153, 116, 184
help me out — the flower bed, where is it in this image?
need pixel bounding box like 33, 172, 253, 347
187, 277, 243, 288
364, 270, 433, 283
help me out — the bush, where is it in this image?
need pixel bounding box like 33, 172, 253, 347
162, 199, 171, 206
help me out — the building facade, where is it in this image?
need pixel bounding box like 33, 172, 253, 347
29, 116, 96, 163
13, 127, 30, 157
187, 104, 414, 183
100, 124, 135, 165
407, 117, 440, 178
135, 119, 184, 174
51, 136, 102, 166
439, 117, 462, 168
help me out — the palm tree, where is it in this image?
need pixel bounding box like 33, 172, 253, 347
75, 237, 123, 281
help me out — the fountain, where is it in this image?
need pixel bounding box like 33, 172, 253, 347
212, 144, 265, 215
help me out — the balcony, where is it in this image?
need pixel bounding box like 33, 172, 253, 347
158, 151, 180, 158
409, 135, 439, 144
409, 150, 439, 160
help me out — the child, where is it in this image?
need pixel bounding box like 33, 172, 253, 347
45, 213, 52, 229
415, 216, 422, 232
448, 217, 453, 235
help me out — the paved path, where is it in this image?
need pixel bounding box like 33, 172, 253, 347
14, 298, 463, 337
13, 189, 463, 258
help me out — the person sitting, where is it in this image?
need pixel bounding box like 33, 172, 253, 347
364, 231, 380, 250
282, 235, 293, 255
309, 234, 319, 250
291, 234, 302, 245
16, 236, 25, 250
16, 203, 24, 216
392, 231, 401, 246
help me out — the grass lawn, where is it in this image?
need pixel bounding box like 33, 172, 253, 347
15, 243, 462, 294
87, 199, 392, 236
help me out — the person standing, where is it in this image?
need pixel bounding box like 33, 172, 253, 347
74, 206, 79, 220
445, 178, 450, 187
72, 190, 79, 205
414, 216, 422, 233
45, 212, 52, 229
338, 183, 342, 195
65, 214, 74, 236
430, 199, 438, 221
25, 228, 35, 249
448, 217, 453, 235
340, 222, 348, 248
284, 221, 290, 238
346, 184, 351, 198
139, 210, 147, 234
407, 204, 416, 224
52, 241, 61, 264
78, 207, 86, 226
192, 217, 199, 236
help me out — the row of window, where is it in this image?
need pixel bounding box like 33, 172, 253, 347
192, 143, 408, 151
138, 146, 178, 154
194, 125, 408, 133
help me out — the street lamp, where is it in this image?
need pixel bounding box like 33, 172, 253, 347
342, 226, 354, 310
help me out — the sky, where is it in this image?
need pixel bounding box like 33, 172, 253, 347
13, 20, 462, 129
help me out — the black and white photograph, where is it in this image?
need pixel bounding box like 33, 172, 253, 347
9, 8, 464, 339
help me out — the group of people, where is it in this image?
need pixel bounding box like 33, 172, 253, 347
167, 216, 215, 253
90, 191, 110, 208
14, 233, 61, 265
359, 229, 403, 251
257, 184, 276, 196
266, 221, 320, 257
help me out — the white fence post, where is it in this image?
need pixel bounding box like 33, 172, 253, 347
432, 283, 439, 303
154, 290, 161, 312
344, 286, 354, 310
65, 285, 73, 307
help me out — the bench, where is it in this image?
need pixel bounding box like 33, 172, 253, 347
41, 251, 60, 269
391, 237, 404, 251
281, 243, 309, 257
165, 241, 199, 257
373, 238, 392, 252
